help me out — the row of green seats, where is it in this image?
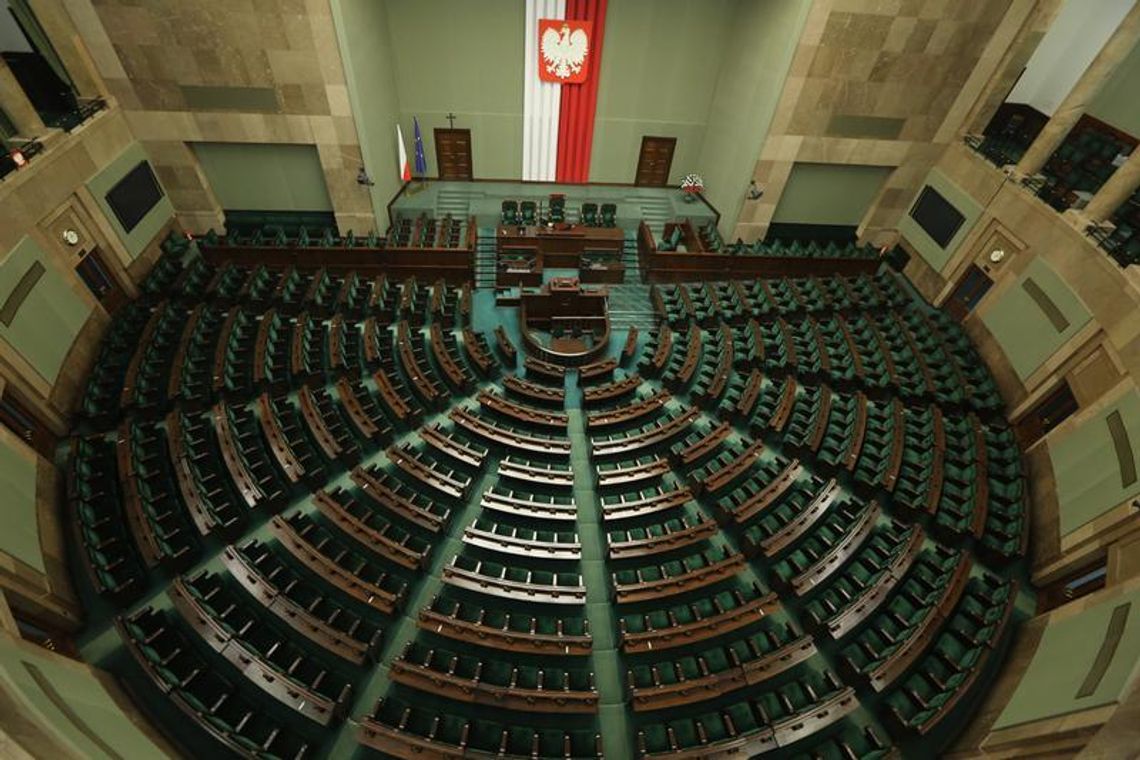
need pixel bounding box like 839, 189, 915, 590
119, 606, 315, 757
363, 694, 602, 758
725, 238, 879, 259
68, 436, 144, 603
882, 576, 1015, 736
179, 570, 354, 719
122, 421, 198, 569
81, 301, 151, 425
839, 545, 966, 685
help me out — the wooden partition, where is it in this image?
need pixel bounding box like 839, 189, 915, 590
637, 222, 880, 282
199, 217, 477, 284
519, 280, 610, 366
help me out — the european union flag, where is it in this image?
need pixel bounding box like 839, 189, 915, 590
413, 117, 427, 177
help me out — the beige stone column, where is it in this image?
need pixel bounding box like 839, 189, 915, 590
1083, 149, 1140, 221
1016, 3, 1140, 176
27, 0, 103, 100
0, 60, 45, 137
963, 0, 1065, 136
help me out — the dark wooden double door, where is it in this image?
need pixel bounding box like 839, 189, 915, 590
435, 128, 473, 180
635, 136, 676, 187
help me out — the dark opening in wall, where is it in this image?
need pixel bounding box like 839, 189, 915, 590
1013, 380, 1079, 449
764, 223, 858, 246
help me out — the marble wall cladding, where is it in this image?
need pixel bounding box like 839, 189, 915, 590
734, 0, 1020, 242
84, 0, 374, 232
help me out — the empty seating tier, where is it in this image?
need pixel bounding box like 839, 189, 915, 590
74, 260, 1025, 760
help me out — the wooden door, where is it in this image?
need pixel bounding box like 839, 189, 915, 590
0, 386, 56, 458
635, 136, 676, 187
944, 264, 993, 321
434, 128, 473, 180
74, 247, 129, 313
1013, 380, 1078, 449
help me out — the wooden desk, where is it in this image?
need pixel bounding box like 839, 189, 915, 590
497, 224, 623, 266
211, 403, 264, 508
257, 394, 305, 485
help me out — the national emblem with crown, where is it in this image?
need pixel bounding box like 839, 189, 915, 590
538, 19, 592, 84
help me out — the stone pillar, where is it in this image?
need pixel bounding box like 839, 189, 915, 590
0, 60, 45, 137
27, 0, 103, 100
1083, 149, 1140, 222
963, 0, 1064, 136
1015, 3, 1140, 177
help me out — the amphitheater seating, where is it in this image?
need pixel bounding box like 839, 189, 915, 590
636, 670, 857, 756
75, 254, 1028, 759
118, 606, 314, 757
68, 436, 145, 603
360, 695, 603, 758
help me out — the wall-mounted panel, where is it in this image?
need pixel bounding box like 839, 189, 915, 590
0, 431, 40, 574
771, 163, 893, 226
0, 237, 92, 384
85, 143, 174, 261
994, 585, 1140, 729
1051, 389, 1140, 536
0, 635, 171, 757
192, 143, 334, 213
898, 169, 984, 271
980, 257, 1092, 380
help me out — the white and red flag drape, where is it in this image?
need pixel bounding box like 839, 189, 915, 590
522, 0, 607, 182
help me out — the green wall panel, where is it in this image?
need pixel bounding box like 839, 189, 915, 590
698, 0, 811, 234
385, 0, 525, 180
995, 586, 1140, 728
0, 435, 41, 574
331, 0, 403, 227
0, 638, 170, 757
1088, 37, 1140, 137
589, 0, 736, 184
771, 163, 894, 226
0, 236, 91, 384
1051, 389, 1140, 536
897, 168, 983, 271
193, 143, 333, 213
981, 258, 1091, 381
85, 143, 174, 261
337, 0, 806, 193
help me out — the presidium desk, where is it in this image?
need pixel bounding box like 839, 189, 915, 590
496, 223, 624, 268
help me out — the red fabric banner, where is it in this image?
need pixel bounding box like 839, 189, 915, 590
555, 0, 607, 182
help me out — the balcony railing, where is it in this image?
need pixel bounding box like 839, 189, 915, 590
50, 97, 107, 132
0, 137, 45, 182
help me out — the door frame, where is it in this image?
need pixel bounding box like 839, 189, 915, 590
74, 246, 129, 313
634, 135, 677, 187
433, 127, 474, 181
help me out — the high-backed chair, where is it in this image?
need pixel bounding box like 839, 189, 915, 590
520, 200, 537, 225
549, 194, 565, 223
600, 202, 617, 227
501, 199, 519, 226
581, 202, 598, 226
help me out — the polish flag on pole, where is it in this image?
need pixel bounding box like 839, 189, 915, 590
397, 123, 411, 181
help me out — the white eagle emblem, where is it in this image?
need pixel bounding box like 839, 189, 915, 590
541, 23, 589, 81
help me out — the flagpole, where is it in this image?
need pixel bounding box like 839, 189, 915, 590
413, 116, 428, 190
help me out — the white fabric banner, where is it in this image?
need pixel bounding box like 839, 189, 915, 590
522, 0, 566, 181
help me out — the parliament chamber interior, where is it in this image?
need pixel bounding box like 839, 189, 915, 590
3, 0, 1140, 758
